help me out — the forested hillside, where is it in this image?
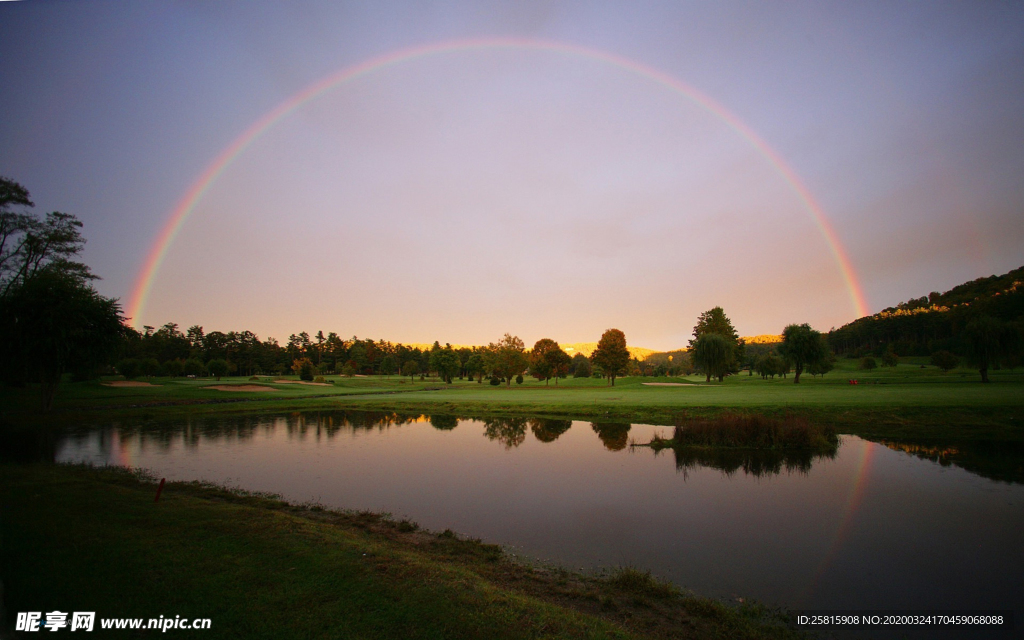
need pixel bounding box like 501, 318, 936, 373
828, 266, 1024, 357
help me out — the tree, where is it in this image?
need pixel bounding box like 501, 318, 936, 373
691, 333, 732, 382
778, 324, 828, 383
806, 344, 836, 377
430, 346, 461, 384
881, 345, 899, 368
860, 356, 877, 370
688, 307, 739, 347
402, 359, 419, 383
591, 329, 629, 386
529, 339, 571, 385
207, 358, 229, 380
930, 350, 959, 373
572, 353, 592, 378
379, 355, 397, 377
488, 334, 528, 387
465, 353, 485, 383
116, 358, 141, 380
962, 315, 1017, 383
291, 357, 314, 381
688, 307, 741, 377
183, 357, 206, 377
0, 267, 128, 410
1, 177, 93, 300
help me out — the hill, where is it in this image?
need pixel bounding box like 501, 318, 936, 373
828, 265, 1024, 356
561, 342, 657, 360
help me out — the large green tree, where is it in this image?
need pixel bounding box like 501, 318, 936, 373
430, 346, 461, 384
690, 333, 733, 382
688, 307, 741, 378
590, 329, 629, 386
529, 338, 571, 385
778, 324, 829, 383
487, 334, 528, 386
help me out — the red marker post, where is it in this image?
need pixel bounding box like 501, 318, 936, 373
154, 478, 166, 502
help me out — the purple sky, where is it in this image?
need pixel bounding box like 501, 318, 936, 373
2, 1, 1022, 350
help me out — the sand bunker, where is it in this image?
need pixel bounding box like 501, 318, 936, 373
204, 385, 277, 392
273, 379, 332, 386
642, 382, 705, 387
103, 381, 157, 387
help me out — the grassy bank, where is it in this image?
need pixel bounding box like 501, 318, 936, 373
2, 358, 1023, 442
0, 464, 800, 639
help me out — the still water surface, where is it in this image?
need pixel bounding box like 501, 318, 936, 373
55, 411, 1023, 631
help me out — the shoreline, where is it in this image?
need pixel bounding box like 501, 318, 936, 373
1, 463, 803, 639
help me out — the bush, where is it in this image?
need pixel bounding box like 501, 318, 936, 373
164, 359, 184, 377
313, 376, 327, 383
183, 358, 206, 377
859, 356, 877, 370
882, 347, 899, 368
515, 374, 524, 385
116, 358, 141, 380
207, 358, 229, 380
489, 376, 500, 386
930, 350, 959, 372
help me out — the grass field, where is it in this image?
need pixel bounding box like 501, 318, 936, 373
2, 358, 1021, 442
2, 358, 1023, 443
0, 464, 803, 639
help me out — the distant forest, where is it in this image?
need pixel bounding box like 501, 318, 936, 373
827, 265, 1024, 358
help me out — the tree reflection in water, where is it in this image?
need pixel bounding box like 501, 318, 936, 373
661, 444, 838, 478
428, 414, 458, 431
529, 419, 572, 443
482, 417, 528, 449
590, 422, 631, 451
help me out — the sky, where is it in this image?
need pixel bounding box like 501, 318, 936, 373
1, 1, 1022, 350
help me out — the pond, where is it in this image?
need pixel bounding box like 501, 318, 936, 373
50, 410, 1023, 635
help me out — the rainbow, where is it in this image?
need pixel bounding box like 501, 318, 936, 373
127, 36, 870, 326
799, 436, 876, 603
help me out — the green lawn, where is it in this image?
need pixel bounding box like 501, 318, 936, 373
2, 358, 1022, 442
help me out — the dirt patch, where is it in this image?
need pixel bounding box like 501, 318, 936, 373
204, 385, 278, 392
103, 381, 157, 388
273, 380, 332, 386
641, 383, 705, 387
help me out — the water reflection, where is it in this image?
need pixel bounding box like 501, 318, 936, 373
590, 422, 631, 451
5, 410, 1023, 487
878, 439, 1024, 484
663, 445, 838, 478
529, 418, 572, 443
429, 414, 458, 430
482, 417, 528, 449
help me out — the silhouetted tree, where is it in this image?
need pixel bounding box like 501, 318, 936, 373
0, 267, 127, 410
962, 315, 1017, 383
930, 350, 959, 372
778, 324, 829, 383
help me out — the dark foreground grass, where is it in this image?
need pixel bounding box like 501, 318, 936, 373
0, 464, 802, 640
